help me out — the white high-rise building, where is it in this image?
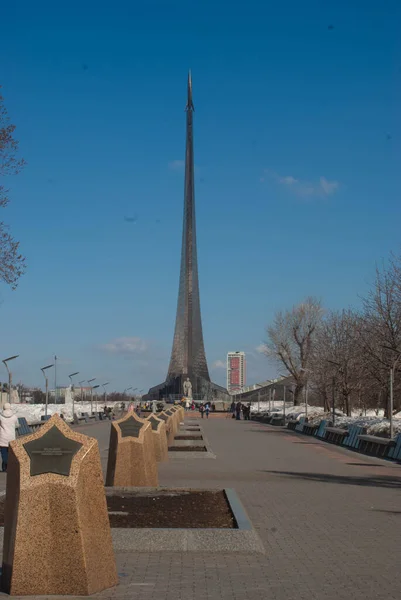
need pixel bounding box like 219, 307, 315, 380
227, 351, 246, 394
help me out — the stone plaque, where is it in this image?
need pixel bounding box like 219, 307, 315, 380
118, 415, 144, 438
23, 425, 83, 477
148, 415, 160, 431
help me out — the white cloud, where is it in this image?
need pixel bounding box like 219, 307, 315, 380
279, 175, 298, 186
168, 160, 185, 171
256, 344, 267, 354
99, 337, 148, 355
319, 176, 339, 195
263, 169, 339, 198
212, 360, 226, 369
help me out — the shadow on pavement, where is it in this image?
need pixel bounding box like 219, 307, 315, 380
347, 462, 384, 467
262, 470, 401, 489
371, 509, 401, 515
292, 441, 320, 444
247, 428, 289, 434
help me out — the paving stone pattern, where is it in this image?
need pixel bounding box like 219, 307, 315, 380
1, 419, 401, 599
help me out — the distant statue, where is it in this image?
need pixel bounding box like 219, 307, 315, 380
183, 377, 193, 398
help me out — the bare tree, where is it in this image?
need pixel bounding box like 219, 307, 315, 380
265, 297, 323, 404
0, 87, 26, 288
311, 309, 364, 416
358, 260, 401, 416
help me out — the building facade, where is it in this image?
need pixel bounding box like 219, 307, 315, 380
227, 351, 246, 394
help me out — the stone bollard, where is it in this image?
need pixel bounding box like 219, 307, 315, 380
1, 414, 117, 597
165, 408, 181, 438
146, 414, 168, 462
106, 412, 158, 487
169, 406, 183, 429
173, 405, 185, 423
157, 411, 175, 446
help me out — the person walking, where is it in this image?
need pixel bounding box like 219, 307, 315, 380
199, 404, 205, 419
205, 403, 210, 419
246, 402, 252, 420
185, 398, 190, 411
235, 401, 241, 421
0, 403, 18, 472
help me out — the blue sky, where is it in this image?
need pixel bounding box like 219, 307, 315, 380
1, 0, 400, 391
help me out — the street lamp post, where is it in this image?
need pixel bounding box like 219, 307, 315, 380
2, 355, 19, 407
68, 372, 79, 421
41, 364, 54, 417
87, 378, 96, 415
304, 380, 309, 419
254, 384, 263, 413
102, 382, 109, 408
279, 375, 290, 421
92, 385, 100, 414
327, 360, 342, 426
381, 346, 401, 440
78, 380, 85, 409
299, 367, 312, 419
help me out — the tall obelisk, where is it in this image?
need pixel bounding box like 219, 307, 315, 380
167, 72, 210, 386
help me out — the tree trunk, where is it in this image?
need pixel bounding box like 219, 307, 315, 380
383, 391, 389, 419
294, 384, 303, 405
344, 393, 351, 417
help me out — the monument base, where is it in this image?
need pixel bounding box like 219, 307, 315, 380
146, 375, 229, 403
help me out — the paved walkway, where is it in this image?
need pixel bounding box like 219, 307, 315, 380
3, 417, 401, 599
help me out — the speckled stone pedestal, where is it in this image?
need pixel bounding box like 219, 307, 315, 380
170, 406, 184, 426
106, 412, 158, 487
146, 415, 169, 462
165, 408, 181, 436
1, 414, 117, 597
157, 411, 176, 446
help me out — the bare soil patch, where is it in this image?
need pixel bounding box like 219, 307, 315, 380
106, 489, 236, 528
0, 490, 235, 529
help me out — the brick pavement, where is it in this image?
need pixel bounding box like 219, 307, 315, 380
1, 418, 401, 599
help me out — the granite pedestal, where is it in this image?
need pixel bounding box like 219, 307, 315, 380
164, 409, 179, 437
1, 414, 117, 596
106, 412, 158, 487
146, 414, 168, 462
157, 411, 176, 446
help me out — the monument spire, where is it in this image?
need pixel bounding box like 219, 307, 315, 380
167, 72, 210, 385
186, 70, 194, 111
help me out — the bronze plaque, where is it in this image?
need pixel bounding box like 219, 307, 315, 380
118, 416, 144, 438
148, 416, 160, 431
158, 414, 169, 422
23, 426, 83, 477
